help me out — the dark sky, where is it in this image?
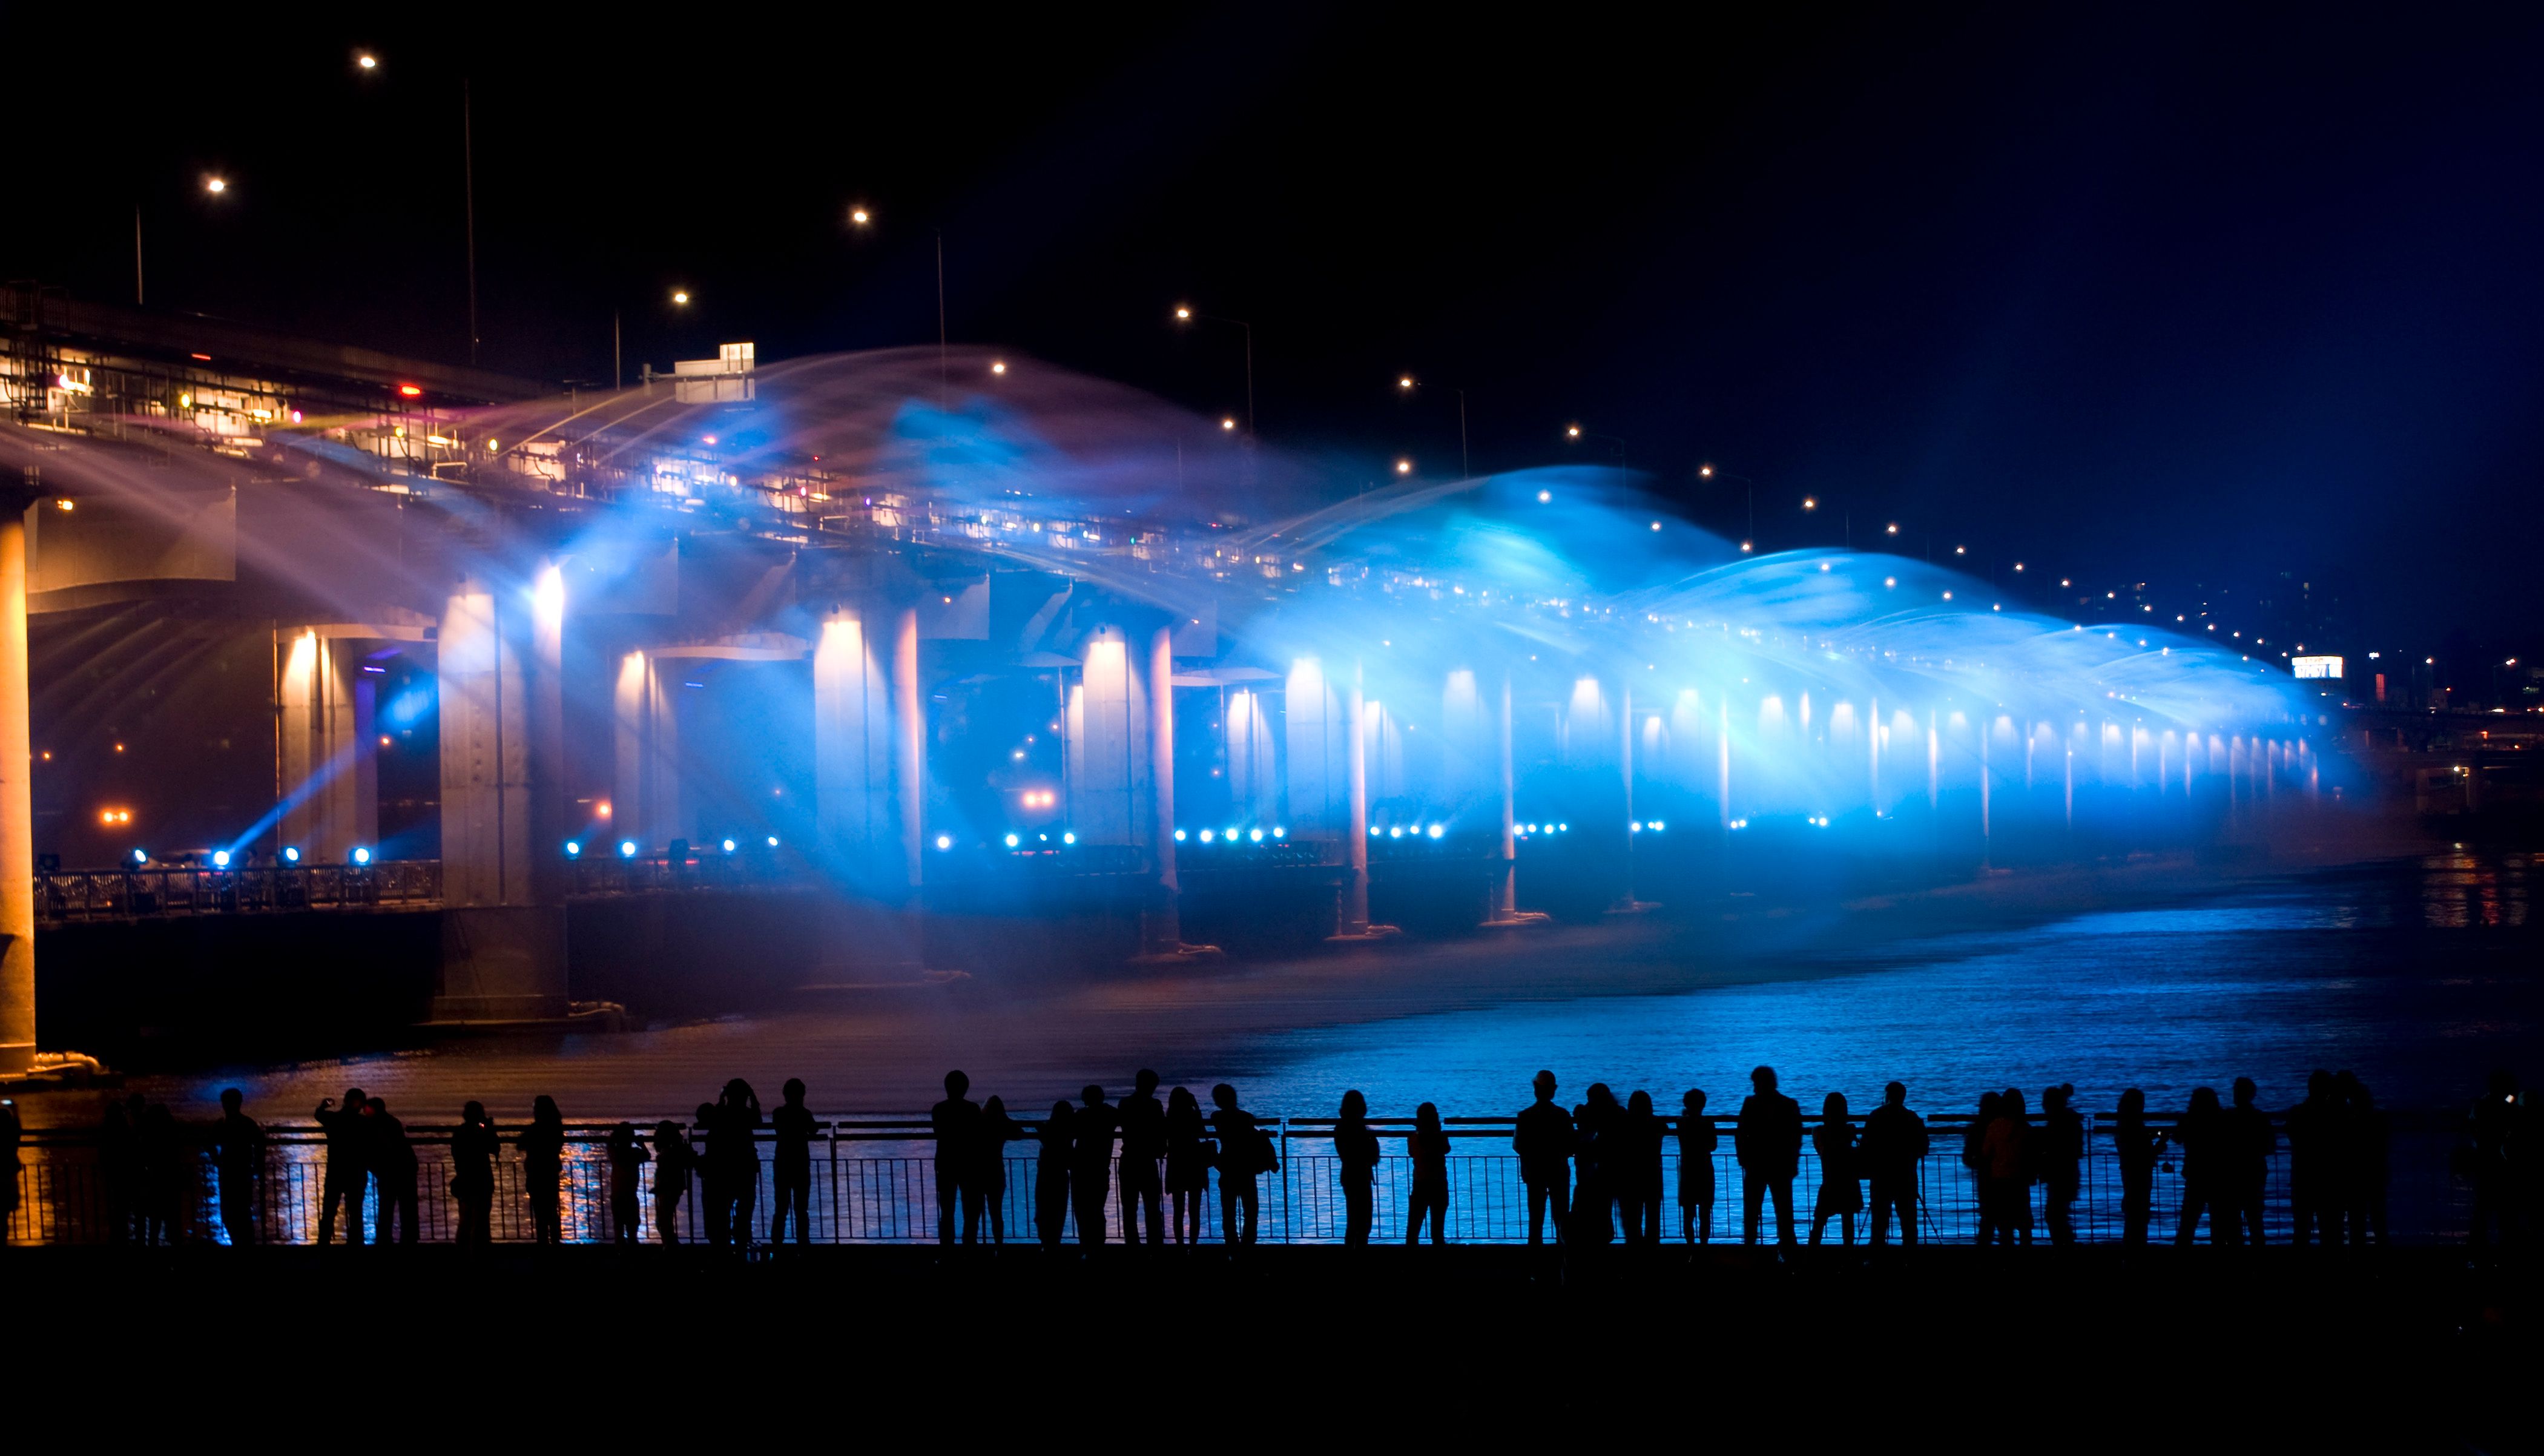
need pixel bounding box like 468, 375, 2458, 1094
16, 4, 2543, 650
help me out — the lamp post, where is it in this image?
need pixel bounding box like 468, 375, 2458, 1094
1698, 463, 1756, 550
1396, 375, 1469, 478
1174, 305, 1255, 438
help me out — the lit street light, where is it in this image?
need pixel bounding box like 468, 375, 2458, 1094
204, 176, 228, 195
1699, 462, 1759, 545
1173, 305, 1256, 437
356, 51, 378, 72
1395, 458, 1414, 475
671, 289, 690, 305
1397, 374, 1470, 476
849, 205, 871, 226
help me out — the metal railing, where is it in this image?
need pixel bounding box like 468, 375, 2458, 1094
1, 1112, 2479, 1248
36, 862, 443, 921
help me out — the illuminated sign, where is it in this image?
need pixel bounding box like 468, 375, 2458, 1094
2292, 655, 2343, 680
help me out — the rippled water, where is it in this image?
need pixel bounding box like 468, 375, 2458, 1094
1230, 852, 2539, 1119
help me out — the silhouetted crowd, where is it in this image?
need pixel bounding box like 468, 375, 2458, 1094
2, 1064, 2531, 1253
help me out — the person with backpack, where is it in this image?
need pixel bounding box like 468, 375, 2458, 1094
1210, 1083, 1273, 1247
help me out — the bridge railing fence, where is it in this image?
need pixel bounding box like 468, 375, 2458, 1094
2, 1112, 2476, 1248
36, 862, 442, 921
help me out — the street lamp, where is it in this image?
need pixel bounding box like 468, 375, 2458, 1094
849, 205, 872, 226
671, 289, 690, 306
203, 176, 229, 195
355, 51, 378, 72
1395, 458, 1414, 476
1173, 305, 1255, 437
1397, 374, 1470, 477
1699, 463, 1758, 545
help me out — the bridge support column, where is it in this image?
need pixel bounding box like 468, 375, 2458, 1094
0, 507, 31, 1075
277, 630, 380, 862
1143, 624, 1181, 955
814, 607, 897, 886
612, 650, 680, 853
433, 569, 568, 1021
1344, 657, 1370, 934
1488, 670, 1521, 923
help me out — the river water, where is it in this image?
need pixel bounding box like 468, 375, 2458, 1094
1230, 850, 2538, 1120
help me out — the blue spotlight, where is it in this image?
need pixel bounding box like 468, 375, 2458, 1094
1388, 826, 1403, 839
1630, 822, 1643, 833
282, 846, 302, 863
722, 838, 737, 853
1224, 827, 1238, 843
564, 841, 582, 858
1272, 826, 1285, 838
1004, 833, 1020, 848
1174, 829, 1187, 842
936, 834, 954, 851
618, 840, 638, 858
211, 849, 231, 868
1649, 820, 1666, 832
1427, 823, 1444, 838
1249, 829, 1264, 843
766, 836, 779, 848
1199, 829, 1214, 843
130, 848, 148, 866
351, 846, 373, 866
1063, 831, 1076, 845
1557, 822, 1568, 832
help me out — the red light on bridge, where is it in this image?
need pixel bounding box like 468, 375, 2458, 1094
397, 384, 423, 398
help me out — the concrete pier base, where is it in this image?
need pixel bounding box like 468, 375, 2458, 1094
433, 905, 570, 1021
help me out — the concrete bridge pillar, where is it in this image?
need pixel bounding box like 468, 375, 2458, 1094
1145, 624, 1181, 953
277, 630, 379, 863
611, 650, 680, 852
813, 607, 898, 886
0, 504, 31, 1075
433, 567, 568, 1021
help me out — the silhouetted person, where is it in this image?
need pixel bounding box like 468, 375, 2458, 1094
2227, 1077, 2271, 1246
607, 1121, 649, 1245
1118, 1069, 1167, 1248
1677, 1089, 1718, 1245
2113, 1089, 2159, 1246
449, 1101, 497, 1245
0, 1099, 19, 1244
1335, 1090, 1379, 1246
139, 1102, 185, 1245
98, 1099, 137, 1245
1572, 1083, 1621, 1245
1964, 1091, 2002, 1246
2037, 1084, 2083, 1246
1165, 1086, 1210, 1245
1860, 1082, 1926, 1248
1213, 1083, 1273, 1247
367, 1097, 420, 1245
1406, 1102, 1452, 1245
1618, 1090, 1664, 1246
2286, 1069, 2339, 1247
2465, 1069, 2523, 1253
1514, 1070, 1574, 1247
522, 1095, 567, 1246
2339, 1072, 2389, 1247
1736, 1066, 1802, 1247
1809, 1092, 1860, 1247
2174, 1087, 2233, 1245
710, 1079, 762, 1250
771, 1078, 817, 1248
981, 1095, 1021, 1245
1980, 1087, 2032, 1247
210, 1088, 262, 1247
652, 1118, 696, 1244
0, 1098, 18, 1244
931, 1070, 984, 1247
314, 1085, 369, 1245
1071, 1084, 1116, 1245
1035, 1100, 1075, 1247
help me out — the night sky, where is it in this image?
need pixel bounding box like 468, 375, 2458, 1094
15, 4, 2543, 650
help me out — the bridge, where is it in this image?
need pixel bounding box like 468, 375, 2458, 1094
0, 286, 2328, 1071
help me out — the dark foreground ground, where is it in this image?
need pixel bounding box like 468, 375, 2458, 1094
8, 1244, 2532, 1452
